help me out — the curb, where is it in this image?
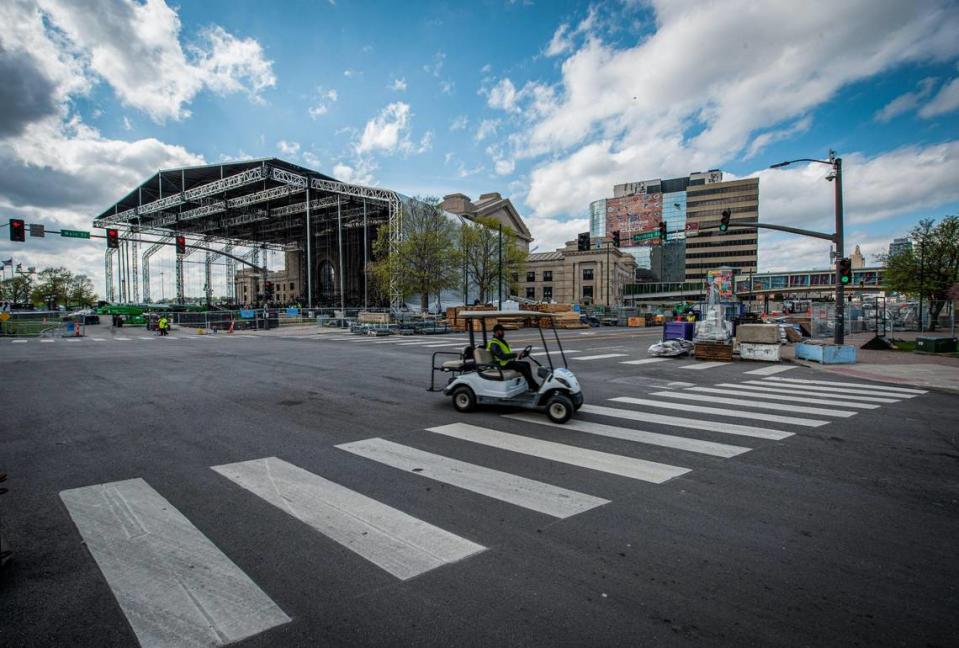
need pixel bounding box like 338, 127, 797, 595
781, 351, 959, 396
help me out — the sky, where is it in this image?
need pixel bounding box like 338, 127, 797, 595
1, 0, 959, 298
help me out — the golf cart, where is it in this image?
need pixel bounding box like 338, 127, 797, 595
429, 311, 583, 423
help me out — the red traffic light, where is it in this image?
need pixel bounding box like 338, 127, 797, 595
9, 219, 25, 242
175, 235, 186, 254
106, 228, 119, 249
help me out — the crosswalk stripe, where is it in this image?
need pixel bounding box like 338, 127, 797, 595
680, 361, 727, 370
337, 437, 609, 518
503, 413, 751, 458
425, 423, 690, 483
421, 342, 467, 348
91, 337, 106, 341
212, 457, 484, 580
60, 478, 290, 647
764, 376, 926, 394
744, 380, 911, 399
743, 365, 797, 376
137, 337, 153, 340
610, 396, 828, 427
579, 404, 794, 440
65, 338, 80, 342
114, 337, 130, 341
619, 358, 669, 366
40, 339, 54, 343
732, 382, 900, 403
11, 339, 28, 343
572, 353, 628, 361
688, 386, 880, 409
531, 349, 581, 357
648, 390, 856, 418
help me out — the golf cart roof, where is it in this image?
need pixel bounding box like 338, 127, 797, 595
459, 310, 560, 319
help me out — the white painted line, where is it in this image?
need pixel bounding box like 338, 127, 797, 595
424, 423, 690, 483
530, 349, 581, 357
65, 338, 80, 342
212, 457, 484, 580
732, 382, 900, 403
764, 376, 926, 394
744, 365, 797, 376
609, 396, 828, 427
421, 342, 467, 348
40, 339, 54, 343
744, 380, 909, 400
680, 361, 727, 370
572, 353, 629, 361
11, 339, 28, 343
649, 391, 856, 418
690, 386, 880, 409
60, 478, 290, 647
619, 358, 669, 366
91, 337, 106, 341
504, 413, 750, 458
337, 438, 608, 518
138, 337, 154, 340
114, 337, 130, 341
579, 404, 794, 440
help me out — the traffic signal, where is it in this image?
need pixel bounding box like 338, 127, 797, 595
265, 280, 274, 297
659, 221, 667, 240
577, 232, 591, 251
612, 230, 621, 247
9, 219, 25, 242
838, 257, 852, 285
106, 228, 119, 249
175, 235, 186, 254
719, 209, 731, 232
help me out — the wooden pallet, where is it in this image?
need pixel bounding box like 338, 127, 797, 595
694, 341, 733, 361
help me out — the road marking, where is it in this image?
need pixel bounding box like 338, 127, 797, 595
531, 349, 581, 357
648, 390, 856, 418
424, 423, 690, 483
40, 339, 54, 343
680, 361, 727, 370
337, 437, 608, 518
619, 358, 669, 366
734, 382, 900, 403
572, 353, 629, 361
65, 338, 80, 342
743, 365, 797, 376
689, 386, 880, 409
421, 342, 468, 348
138, 337, 153, 340
748, 379, 912, 399
60, 478, 290, 647
504, 413, 750, 458
114, 337, 130, 341
579, 404, 794, 440
764, 376, 926, 394
91, 337, 106, 341
11, 339, 28, 343
609, 396, 828, 427
212, 457, 484, 580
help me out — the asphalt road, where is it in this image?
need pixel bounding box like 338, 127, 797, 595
1, 324, 957, 648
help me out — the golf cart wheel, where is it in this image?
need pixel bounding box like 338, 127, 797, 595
546, 393, 574, 424
452, 386, 476, 413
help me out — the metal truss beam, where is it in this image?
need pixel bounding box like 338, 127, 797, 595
96, 223, 295, 252
105, 248, 115, 302
141, 236, 172, 303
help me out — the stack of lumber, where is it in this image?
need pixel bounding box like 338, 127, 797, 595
447, 305, 496, 332
693, 341, 733, 361
553, 311, 589, 329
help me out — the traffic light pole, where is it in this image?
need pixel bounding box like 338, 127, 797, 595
832, 157, 844, 345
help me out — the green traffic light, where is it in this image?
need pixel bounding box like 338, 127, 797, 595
719, 224, 727, 232
840, 276, 850, 284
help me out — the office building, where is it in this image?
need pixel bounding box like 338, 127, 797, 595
522, 239, 636, 307
888, 237, 912, 258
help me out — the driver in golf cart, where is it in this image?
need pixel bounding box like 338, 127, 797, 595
487, 324, 538, 391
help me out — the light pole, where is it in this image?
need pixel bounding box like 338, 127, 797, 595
770, 150, 845, 344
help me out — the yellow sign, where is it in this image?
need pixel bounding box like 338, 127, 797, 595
0, 311, 10, 321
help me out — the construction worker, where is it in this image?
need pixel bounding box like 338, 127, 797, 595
487, 324, 538, 391
158, 315, 168, 336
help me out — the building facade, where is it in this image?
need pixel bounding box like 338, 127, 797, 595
234, 250, 303, 306
522, 239, 636, 307
850, 244, 865, 269
589, 170, 759, 285
888, 237, 912, 258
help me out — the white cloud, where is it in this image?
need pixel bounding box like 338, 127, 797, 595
486, 78, 520, 112
355, 102, 430, 156
474, 119, 499, 142
874, 77, 938, 122
308, 87, 338, 119
343, 68, 358, 78
308, 104, 328, 118
450, 115, 469, 131
545, 24, 573, 57
440, 79, 454, 95
515, 0, 959, 220
745, 115, 812, 159
332, 157, 377, 185
122, 116, 132, 131
919, 76, 959, 117
423, 51, 445, 77
32, 0, 275, 123
481, 63, 492, 74
494, 159, 515, 175
390, 77, 407, 91
276, 140, 300, 157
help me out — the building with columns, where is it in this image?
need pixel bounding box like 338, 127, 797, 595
522, 238, 636, 307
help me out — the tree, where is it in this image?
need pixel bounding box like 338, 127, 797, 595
0, 275, 33, 305
879, 216, 959, 330
461, 216, 527, 303
28, 267, 98, 309
68, 273, 97, 307
369, 197, 462, 312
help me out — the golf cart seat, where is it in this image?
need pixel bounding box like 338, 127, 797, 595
473, 348, 522, 381
442, 345, 478, 372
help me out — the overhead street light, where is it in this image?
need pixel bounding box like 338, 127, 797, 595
769, 150, 845, 345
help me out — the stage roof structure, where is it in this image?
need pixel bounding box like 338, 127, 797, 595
92, 158, 405, 310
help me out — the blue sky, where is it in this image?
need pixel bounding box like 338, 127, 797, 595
2, 0, 959, 296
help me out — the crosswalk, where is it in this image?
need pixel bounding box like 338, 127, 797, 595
58, 373, 925, 647
2, 333, 260, 345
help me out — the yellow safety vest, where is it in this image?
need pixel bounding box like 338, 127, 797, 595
487, 337, 512, 367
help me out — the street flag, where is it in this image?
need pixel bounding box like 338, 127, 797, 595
1, 258, 11, 267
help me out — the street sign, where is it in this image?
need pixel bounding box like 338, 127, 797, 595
632, 231, 659, 242
0, 311, 9, 322
61, 229, 90, 239
29, 224, 45, 238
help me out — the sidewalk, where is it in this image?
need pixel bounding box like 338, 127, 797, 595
782, 331, 959, 394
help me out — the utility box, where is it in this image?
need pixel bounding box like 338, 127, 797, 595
915, 336, 957, 353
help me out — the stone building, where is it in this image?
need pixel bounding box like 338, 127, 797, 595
234, 250, 303, 306
441, 192, 533, 253
522, 238, 636, 307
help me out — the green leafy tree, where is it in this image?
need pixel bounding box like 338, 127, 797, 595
68, 273, 97, 307
369, 197, 462, 312
28, 267, 98, 309
461, 216, 527, 303
0, 274, 34, 305
879, 216, 959, 330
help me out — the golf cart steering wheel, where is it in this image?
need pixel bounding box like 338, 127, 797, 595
521, 345, 533, 358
